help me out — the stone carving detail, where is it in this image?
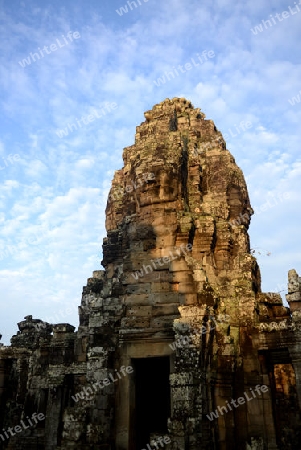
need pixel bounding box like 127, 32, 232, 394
246, 437, 264, 450
258, 320, 295, 332
292, 310, 301, 322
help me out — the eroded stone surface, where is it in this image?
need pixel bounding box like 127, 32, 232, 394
0, 98, 300, 450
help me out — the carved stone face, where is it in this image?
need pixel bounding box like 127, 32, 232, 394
105, 98, 253, 274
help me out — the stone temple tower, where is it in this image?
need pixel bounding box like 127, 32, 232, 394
0, 98, 301, 450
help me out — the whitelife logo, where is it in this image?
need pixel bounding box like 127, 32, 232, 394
0, 238, 38, 262
55, 102, 117, 138
71, 365, 133, 402
142, 435, 171, 450
109, 172, 155, 201
250, 2, 301, 35
193, 121, 252, 156
169, 314, 230, 351
229, 192, 290, 228
0, 154, 20, 171
33, 304, 78, 331
131, 244, 192, 280
0, 412, 45, 443
18, 31, 81, 68
221, 121, 252, 140
206, 385, 268, 421
116, 0, 150, 16
153, 50, 215, 87
288, 89, 301, 106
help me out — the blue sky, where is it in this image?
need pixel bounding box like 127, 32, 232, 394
0, 0, 300, 344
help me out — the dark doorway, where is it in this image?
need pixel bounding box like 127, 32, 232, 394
132, 356, 170, 450
259, 349, 301, 449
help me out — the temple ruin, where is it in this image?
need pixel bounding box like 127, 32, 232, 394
0, 98, 300, 449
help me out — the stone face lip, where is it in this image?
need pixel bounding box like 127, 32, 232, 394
1, 98, 301, 450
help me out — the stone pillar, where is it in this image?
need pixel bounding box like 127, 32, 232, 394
286, 269, 301, 312
288, 341, 301, 410
0, 359, 5, 404
286, 270, 301, 409
45, 387, 62, 450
